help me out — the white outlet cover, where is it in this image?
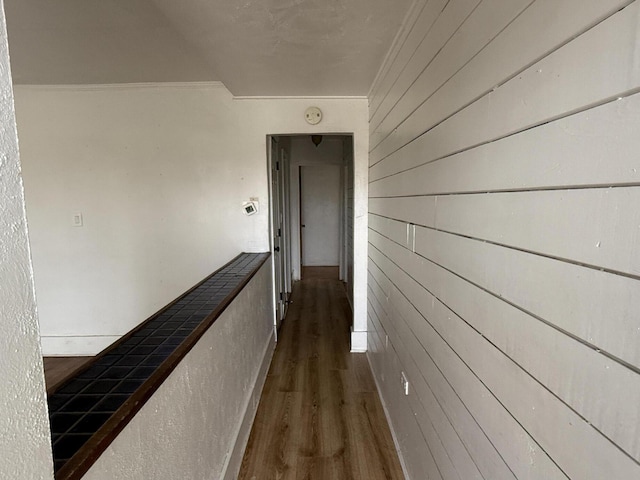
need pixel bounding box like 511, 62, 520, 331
304, 106, 322, 125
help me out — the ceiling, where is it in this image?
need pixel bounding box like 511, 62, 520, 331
4, 0, 413, 96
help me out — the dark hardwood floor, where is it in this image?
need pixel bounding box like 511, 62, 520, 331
239, 267, 405, 480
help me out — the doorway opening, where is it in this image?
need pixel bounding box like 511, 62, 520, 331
267, 134, 355, 334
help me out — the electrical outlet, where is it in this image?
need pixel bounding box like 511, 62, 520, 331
401, 371, 409, 396
72, 213, 83, 227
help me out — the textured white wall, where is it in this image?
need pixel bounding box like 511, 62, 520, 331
13, 85, 369, 355
82, 260, 274, 480
0, 1, 53, 478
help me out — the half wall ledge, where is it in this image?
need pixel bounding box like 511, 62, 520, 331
47, 252, 271, 480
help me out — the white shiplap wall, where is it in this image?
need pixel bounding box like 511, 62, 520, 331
367, 1, 640, 479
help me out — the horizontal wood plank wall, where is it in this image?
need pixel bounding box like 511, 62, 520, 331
366, 1, 640, 479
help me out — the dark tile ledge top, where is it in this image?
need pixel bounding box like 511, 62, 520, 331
47, 252, 270, 480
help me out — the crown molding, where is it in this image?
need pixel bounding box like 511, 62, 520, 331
13, 81, 227, 92
232, 95, 367, 101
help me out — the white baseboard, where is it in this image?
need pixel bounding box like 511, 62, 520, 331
366, 349, 410, 480
221, 331, 277, 480
40, 335, 121, 356
350, 328, 367, 352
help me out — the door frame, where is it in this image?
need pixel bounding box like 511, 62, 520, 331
267, 133, 362, 351
267, 137, 291, 335
299, 164, 343, 269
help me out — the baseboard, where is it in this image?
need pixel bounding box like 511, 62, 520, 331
40, 335, 121, 356
220, 330, 277, 480
366, 349, 411, 480
350, 328, 367, 352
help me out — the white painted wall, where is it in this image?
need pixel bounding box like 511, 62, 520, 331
13, 85, 369, 355
0, 1, 53, 478
82, 259, 274, 480
368, 1, 640, 479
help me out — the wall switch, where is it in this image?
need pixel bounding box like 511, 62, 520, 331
72, 213, 83, 227
385, 334, 389, 350
401, 371, 410, 396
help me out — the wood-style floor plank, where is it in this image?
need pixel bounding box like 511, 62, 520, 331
43, 356, 92, 394
239, 267, 405, 480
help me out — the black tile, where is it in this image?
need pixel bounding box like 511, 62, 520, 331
141, 355, 166, 367
163, 337, 184, 346
128, 366, 156, 379
93, 394, 128, 412
114, 355, 147, 366
53, 434, 92, 459
47, 394, 73, 412
128, 346, 157, 355
95, 354, 122, 366
69, 413, 112, 434
112, 379, 145, 394
59, 395, 103, 413
50, 413, 82, 434
153, 345, 177, 356
77, 365, 109, 379
54, 459, 69, 472
156, 328, 175, 336
141, 337, 165, 346
101, 366, 133, 379
56, 379, 92, 395
163, 321, 183, 328
171, 331, 190, 340
82, 379, 120, 395
119, 337, 142, 347
110, 344, 134, 355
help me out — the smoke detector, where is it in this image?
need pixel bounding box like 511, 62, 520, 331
304, 106, 322, 125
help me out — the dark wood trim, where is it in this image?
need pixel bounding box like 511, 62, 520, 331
55, 252, 270, 480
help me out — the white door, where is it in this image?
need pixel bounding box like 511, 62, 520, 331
301, 165, 341, 266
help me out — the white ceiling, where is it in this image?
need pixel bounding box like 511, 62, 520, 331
4, 0, 412, 96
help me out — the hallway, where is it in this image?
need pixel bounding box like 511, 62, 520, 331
239, 267, 404, 479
